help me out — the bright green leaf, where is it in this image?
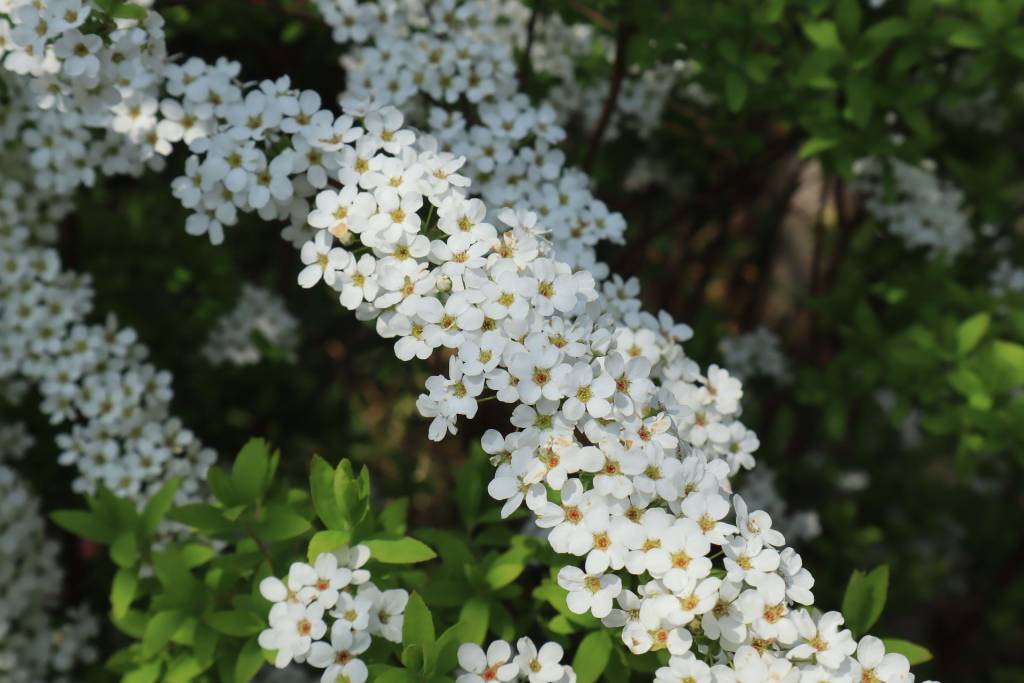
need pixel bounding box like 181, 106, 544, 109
51, 509, 116, 543
252, 506, 312, 541
142, 610, 187, 657
803, 20, 842, 50
121, 661, 162, 683
111, 567, 138, 620
365, 537, 436, 563
141, 478, 180, 536
572, 630, 612, 683
235, 637, 265, 683
957, 313, 990, 355
204, 610, 265, 637
842, 565, 889, 637
881, 638, 933, 665
402, 592, 436, 673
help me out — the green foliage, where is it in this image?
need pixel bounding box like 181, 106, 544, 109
50, 439, 437, 682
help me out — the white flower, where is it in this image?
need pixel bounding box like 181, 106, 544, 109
557, 565, 622, 619
299, 231, 351, 289
847, 636, 912, 682
457, 641, 519, 683
515, 637, 565, 683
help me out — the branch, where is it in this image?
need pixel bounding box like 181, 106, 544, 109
583, 20, 632, 173
568, 1, 614, 31
518, 5, 541, 89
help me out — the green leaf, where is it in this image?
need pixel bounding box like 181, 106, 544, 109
235, 637, 265, 683
803, 20, 842, 50
435, 620, 470, 674
864, 18, 911, 43
365, 537, 436, 564
845, 75, 873, 127
457, 598, 489, 646
110, 531, 139, 568
143, 610, 187, 657
233, 438, 271, 503
571, 630, 612, 683
947, 369, 992, 411
724, 72, 747, 112
836, 0, 862, 40
948, 22, 985, 49
204, 610, 265, 637
167, 503, 229, 531
379, 497, 409, 536
111, 3, 147, 21
310, 455, 346, 530
121, 661, 162, 683
51, 509, 116, 543
141, 478, 180, 536
799, 137, 838, 158
334, 460, 368, 527
993, 340, 1024, 379
485, 548, 528, 589
373, 669, 420, 683
957, 313, 990, 355
165, 655, 205, 683
194, 623, 220, 668
842, 565, 889, 637
207, 466, 237, 506
252, 506, 312, 541
881, 638, 933, 665
307, 530, 353, 563
402, 592, 436, 673
111, 567, 138, 619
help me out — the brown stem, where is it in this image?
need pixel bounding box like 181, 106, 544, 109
518, 5, 540, 89
568, 0, 614, 31
583, 20, 632, 173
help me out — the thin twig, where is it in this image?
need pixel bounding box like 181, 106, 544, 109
568, 0, 614, 31
583, 20, 632, 172
518, 5, 541, 89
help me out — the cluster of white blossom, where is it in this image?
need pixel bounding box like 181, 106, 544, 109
853, 158, 974, 260
718, 328, 791, 384
0, 421, 34, 462
1, 2, 935, 680
0, 461, 98, 683
317, 0, 629, 274
990, 258, 1024, 297
529, 12, 679, 140
455, 637, 575, 683
0, 181, 214, 504
258, 546, 408, 682
203, 284, 300, 366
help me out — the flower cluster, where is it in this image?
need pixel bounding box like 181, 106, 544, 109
0, 461, 98, 683
0, 1, 167, 196
718, 328, 791, 384
0, 421, 34, 462
258, 547, 408, 682
455, 637, 574, 683
990, 258, 1024, 297
1, 1, 936, 680
318, 0, 629, 273
0, 179, 215, 505
202, 284, 300, 366
854, 158, 975, 260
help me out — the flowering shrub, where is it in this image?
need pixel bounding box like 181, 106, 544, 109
2, 0, 1023, 681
